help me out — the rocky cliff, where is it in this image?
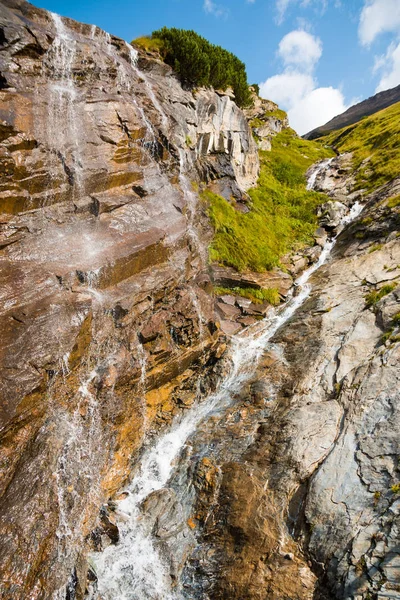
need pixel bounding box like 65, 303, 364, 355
0, 0, 259, 597
1, 2, 399, 600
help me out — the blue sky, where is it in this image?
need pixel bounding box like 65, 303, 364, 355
37, 0, 400, 134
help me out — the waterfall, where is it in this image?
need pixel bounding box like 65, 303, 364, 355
90, 188, 364, 599
178, 148, 205, 263
124, 42, 169, 131
306, 157, 334, 191
46, 13, 83, 193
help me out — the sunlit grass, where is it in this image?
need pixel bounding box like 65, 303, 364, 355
323, 102, 400, 191
206, 128, 333, 272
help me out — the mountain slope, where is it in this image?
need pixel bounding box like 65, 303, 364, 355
304, 84, 400, 140
323, 101, 400, 191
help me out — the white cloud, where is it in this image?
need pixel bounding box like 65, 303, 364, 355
260, 71, 315, 107
275, 0, 327, 25
278, 30, 322, 70
203, 0, 228, 17
259, 28, 347, 135
287, 86, 347, 134
374, 41, 400, 92
359, 0, 400, 46
276, 0, 291, 23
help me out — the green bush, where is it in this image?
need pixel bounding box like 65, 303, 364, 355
150, 27, 252, 107
251, 83, 260, 96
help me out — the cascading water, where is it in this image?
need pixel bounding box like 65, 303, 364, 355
178, 148, 206, 262
90, 178, 364, 599
45, 13, 83, 193
124, 42, 169, 131
306, 156, 334, 191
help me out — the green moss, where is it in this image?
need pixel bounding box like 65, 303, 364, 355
206, 129, 333, 272
214, 286, 280, 305
387, 194, 400, 208
323, 102, 400, 192
382, 329, 394, 343
361, 216, 373, 226
250, 117, 264, 128
365, 283, 396, 307
391, 483, 400, 493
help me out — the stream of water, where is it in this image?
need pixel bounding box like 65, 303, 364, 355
47, 12, 83, 193
90, 160, 363, 599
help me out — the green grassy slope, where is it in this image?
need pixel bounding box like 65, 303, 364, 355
324, 101, 400, 192
205, 129, 333, 273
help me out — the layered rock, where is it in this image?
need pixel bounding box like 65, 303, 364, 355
0, 0, 259, 597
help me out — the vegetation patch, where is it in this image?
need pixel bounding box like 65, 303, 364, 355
147, 28, 251, 107
365, 283, 396, 308
264, 108, 287, 121
387, 194, 400, 208
132, 36, 166, 54
214, 286, 280, 305
323, 102, 400, 192
206, 129, 333, 272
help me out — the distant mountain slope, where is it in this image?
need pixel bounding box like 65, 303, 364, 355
323, 101, 400, 192
303, 84, 400, 140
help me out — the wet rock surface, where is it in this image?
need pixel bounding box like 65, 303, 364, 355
1, 2, 399, 599
0, 0, 259, 597
170, 165, 400, 600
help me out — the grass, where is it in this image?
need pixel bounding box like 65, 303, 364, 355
214, 286, 280, 305
132, 36, 165, 54
365, 283, 396, 308
206, 128, 333, 272
264, 108, 288, 121
323, 101, 400, 192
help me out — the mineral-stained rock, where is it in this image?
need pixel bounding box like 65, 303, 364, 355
0, 0, 259, 596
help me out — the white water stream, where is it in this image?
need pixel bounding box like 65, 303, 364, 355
91, 160, 363, 599
47, 13, 83, 192
306, 156, 334, 191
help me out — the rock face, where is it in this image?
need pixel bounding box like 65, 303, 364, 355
175, 165, 400, 600
245, 90, 289, 151
1, 2, 399, 600
0, 1, 259, 597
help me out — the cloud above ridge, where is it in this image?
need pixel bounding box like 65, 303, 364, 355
259, 29, 347, 135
